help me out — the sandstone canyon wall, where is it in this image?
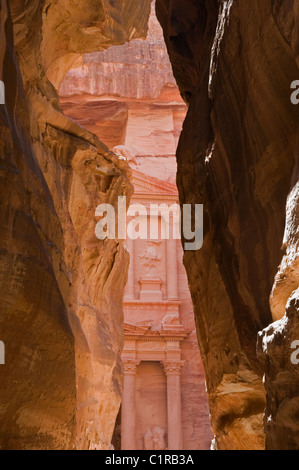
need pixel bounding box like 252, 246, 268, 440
156, 0, 299, 450
0, 0, 152, 450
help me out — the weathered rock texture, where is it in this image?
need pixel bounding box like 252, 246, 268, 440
0, 0, 152, 450
156, 0, 299, 450
59, 3, 186, 184
257, 147, 299, 449
59, 4, 176, 100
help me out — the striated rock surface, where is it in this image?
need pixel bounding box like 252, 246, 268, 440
258, 290, 299, 450
156, 0, 299, 450
59, 3, 176, 100
258, 131, 299, 449
0, 0, 152, 450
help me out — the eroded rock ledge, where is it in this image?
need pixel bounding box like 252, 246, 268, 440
156, 0, 299, 450
0, 0, 151, 450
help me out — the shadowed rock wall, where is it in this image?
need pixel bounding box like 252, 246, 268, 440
156, 0, 299, 450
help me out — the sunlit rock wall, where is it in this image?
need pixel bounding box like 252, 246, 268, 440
0, 0, 152, 449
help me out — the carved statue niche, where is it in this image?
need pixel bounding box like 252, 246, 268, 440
143, 426, 167, 450
153, 426, 167, 450
139, 241, 162, 277
143, 426, 154, 450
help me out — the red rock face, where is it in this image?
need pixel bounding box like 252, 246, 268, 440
60, 4, 186, 183
60, 5, 176, 100
156, 0, 299, 450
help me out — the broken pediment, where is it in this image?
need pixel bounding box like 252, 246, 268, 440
132, 170, 178, 197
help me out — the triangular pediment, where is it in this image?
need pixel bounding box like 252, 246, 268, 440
123, 323, 151, 335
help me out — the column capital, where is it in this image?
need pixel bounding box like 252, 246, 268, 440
162, 361, 184, 376
122, 360, 139, 375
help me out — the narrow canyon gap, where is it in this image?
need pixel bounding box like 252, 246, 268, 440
0, 0, 298, 451
60, 2, 213, 450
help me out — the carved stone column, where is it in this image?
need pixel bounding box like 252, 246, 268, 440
166, 229, 178, 300
121, 360, 138, 450
163, 361, 184, 450
125, 236, 135, 300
